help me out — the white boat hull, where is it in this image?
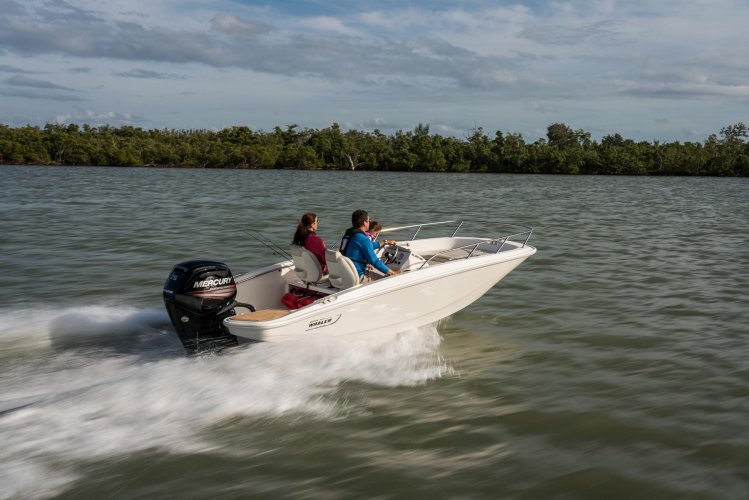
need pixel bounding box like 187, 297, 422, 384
225, 244, 535, 343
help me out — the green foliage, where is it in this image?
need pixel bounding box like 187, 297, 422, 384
0, 121, 746, 176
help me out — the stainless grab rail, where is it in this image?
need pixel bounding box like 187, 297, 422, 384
381, 220, 462, 241
380, 219, 533, 270
381, 219, 533, 246
418, 229, 533, 269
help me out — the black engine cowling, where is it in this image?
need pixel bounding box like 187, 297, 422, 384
163, 259, 245, 354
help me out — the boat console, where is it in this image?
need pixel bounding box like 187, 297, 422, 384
380, 244, 427, 272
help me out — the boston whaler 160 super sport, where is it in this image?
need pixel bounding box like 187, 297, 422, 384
163, 220, 536, 353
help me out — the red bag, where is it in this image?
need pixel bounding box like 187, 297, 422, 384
282, 291, 319, 309
297, 296, 317, 308
281, 292, 301, 309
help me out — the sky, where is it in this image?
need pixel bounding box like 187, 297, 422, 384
1, 0, 747, 142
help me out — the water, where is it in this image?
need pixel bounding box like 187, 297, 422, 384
1, 166, 748, 499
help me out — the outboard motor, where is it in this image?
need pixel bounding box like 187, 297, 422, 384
163, 259, 252, 354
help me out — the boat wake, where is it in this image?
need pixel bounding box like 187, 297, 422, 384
0, 305, 448, 498
0, 305, 179, 355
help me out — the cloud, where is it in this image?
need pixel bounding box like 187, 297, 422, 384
0, 0, 26, 16
1, 0, 733, 103
113, 69, 184, 79
610, 58, 749, 99
4, 75, 77, 91
295, 16, 359, 36
0, 1, 524, 92
618, 82, 749, 99
0, 64, 37, 73
0, 87, 86, 101
356, 117, 406, 130
118, 10, 148, 20
357, 10, 396, 30
526, 101, 560, 113
1, 73, 83, 102
680, 127, 704, 139
0, 0, 747, 141
34, 0, 100, 23
519, 20, 622, 45
56, 107, 149, 127
211, 14, 272, 36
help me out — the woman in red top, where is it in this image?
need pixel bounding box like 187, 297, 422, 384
292, 212, 327, 273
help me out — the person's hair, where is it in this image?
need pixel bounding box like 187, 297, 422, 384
369, 220, 382, 233
293, 212, 317, 245
352, 209, 368, 228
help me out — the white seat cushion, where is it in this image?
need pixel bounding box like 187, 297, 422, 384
290, 244, 325, 283
325, 249, 360, 290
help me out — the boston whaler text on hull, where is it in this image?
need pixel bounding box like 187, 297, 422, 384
163, 220, 536, 353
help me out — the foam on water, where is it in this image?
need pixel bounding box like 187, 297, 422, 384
0, 305, 447, 498
0, 305, 174, 350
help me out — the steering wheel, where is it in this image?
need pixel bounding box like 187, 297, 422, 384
382, 242, 399, 265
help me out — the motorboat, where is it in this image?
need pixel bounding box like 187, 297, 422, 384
163, 220, 536, 353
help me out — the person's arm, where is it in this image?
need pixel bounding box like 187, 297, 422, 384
360, 235, 398, 275
374, 239, 397, 250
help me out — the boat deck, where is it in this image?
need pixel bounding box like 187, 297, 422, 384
420, 247, 492, 264
232, 309, 289, 322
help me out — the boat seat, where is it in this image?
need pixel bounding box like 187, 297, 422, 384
290, 244, 327, 284
325, 249, 360, 290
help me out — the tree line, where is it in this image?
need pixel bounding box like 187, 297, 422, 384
1, 121, 747, 175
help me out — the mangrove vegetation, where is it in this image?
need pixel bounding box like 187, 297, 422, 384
1, 122, 747, 175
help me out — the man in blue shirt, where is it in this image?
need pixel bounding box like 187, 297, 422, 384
340, 209, 401, 280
